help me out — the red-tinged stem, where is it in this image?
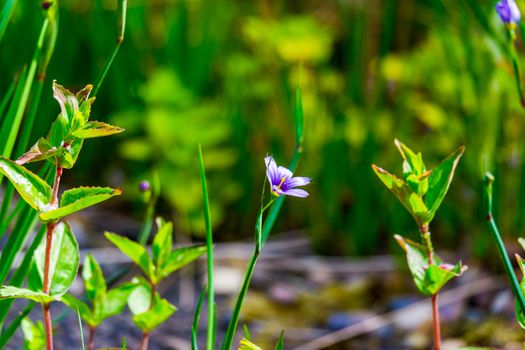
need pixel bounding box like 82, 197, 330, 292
42, 164, 63, 350
140, 283, 156, 350
420, 224, 441, 350
43, 303, 53, 350
88, 326, 96, 350
431, 293, 441, 350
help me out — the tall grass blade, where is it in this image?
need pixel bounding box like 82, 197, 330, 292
198, 145, 215, 350
484, 172, 525, 315
0, 0, 17, 42
0, 79, 16, 119
191, 285, 207, 350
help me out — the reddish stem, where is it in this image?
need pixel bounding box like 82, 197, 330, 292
140, 283, 156, 350
43, 303, 53, 350
88, 326, 96, 350
42, 164, 63, 350
431, 294, 441, 350
420, 224, 441, 350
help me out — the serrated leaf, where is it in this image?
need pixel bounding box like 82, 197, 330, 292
16, 138, 57, 165
372, 165, 430, 226
424, 146, 464, 224
82, 254, 106, 304
0, 286, 55, 304
152, 219, 172, 268
21, 317, 46, 350
395, 235, 465, 296
0, 157, 51, 212
30, 221, 79, 296
72, 121, 124, 139
238, 339, 262, 350
52, 81, 76, 125
105, 232, 154, 279
158, 245, 206, 282
61, 294, 96, 327
40, 186, 122, 221
132, 298, 176, 332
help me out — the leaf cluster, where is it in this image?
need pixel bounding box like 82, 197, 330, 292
372, 139, 464, 228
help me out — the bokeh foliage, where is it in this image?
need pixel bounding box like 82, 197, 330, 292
1, 0, 524, 256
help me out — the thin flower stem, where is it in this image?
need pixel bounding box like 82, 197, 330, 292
484, 173, 525, 316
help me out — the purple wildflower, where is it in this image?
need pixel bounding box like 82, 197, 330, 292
139, 180, 151, 192
496, 0, 521, 24
265, 156, 311, 198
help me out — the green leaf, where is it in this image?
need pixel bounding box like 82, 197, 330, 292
99, 283, 135, 321
515, 254, 525, 328
29, 221, 80, 296
158, 245, 207, 282
274, 331, 284, 350
127, 279, 152, 315
16, 138, 57, 165
395, 235, 466, 296
61, 294, 96, 327
21, 317, 46, 350
238, 339, 262, 350
424, 146, 464, 224
72, 121, 124, 139
0, 157, 51, 211
0, 286, 55, 304
105, 232, 154, 279
52, 81, 79, 123
152, 218, 172, 268
372, 165, 430, 226
82, 254, 106, 304
40, 186, 122, 221
132, 298, 177, 332
394, 139, 426, 176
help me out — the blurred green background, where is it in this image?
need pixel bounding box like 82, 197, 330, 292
1, 0, 524, 257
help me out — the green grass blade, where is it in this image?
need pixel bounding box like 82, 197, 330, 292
93, 0, 127, 96
484, 173, 525, 316
0, 19, 49, 161
220, 252, 259, 350
0, 302, 33, 348
261, 86, 304, 245
0, 0, 17, 42
0, 79, 16, 119
77, 308, 86, 350
198, 145, 215, 350
191, 285, 207, 350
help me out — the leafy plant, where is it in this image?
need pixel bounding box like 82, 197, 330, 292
372, 139, 465, 350
105, 218, 206, 350
61, 254, 135, 350
0, 82, 123, 350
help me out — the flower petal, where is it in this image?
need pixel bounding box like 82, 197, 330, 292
284, 176, 311, 189
277, 166, 293, 180
281, 188, 309, 198
265, 156, 280, 186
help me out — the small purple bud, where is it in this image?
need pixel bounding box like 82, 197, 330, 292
139, 180, 151, 192
496, 0, 521, 24
42, 1, 52, 9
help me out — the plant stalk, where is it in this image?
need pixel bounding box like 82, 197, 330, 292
420, 224, 441, 350
88, 326, 95, 350
140, 283, 156, 350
